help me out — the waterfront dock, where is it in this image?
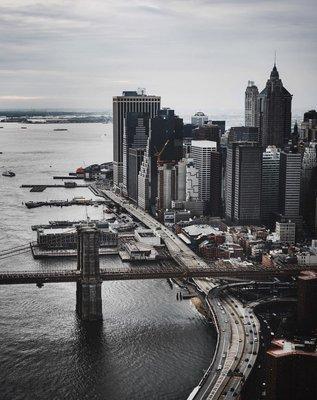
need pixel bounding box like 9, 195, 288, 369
53, 176, 83, 180
21, 183, 89, 192
25, 198, 108, 209
30, 242, 118, 259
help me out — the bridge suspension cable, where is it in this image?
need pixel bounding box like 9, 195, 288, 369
0, 244, 31, 260
0, 244, 30, 255
0, 249, 31, 261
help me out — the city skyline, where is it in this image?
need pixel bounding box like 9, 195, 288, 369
0, 0, 316, 112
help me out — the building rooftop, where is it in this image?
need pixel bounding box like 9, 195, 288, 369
183, 224, 222, 237
191, 140, 217, 149
267, 338, 317, 358
39, 227, 76, 235
298, 270, 317, 281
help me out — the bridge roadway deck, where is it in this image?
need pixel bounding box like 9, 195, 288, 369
0, 264, 311, 285
0, 265, 255, 285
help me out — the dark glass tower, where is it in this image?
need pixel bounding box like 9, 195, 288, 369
112, 91, 160, 188
122, 112, 150, 196
138, 109, 183, 212
257, 64, 292, 148
225, 141, 262, 225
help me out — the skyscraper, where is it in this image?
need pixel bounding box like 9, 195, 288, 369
185, 159, 199, 201
225, 142, 262, 224
190, 140, 221, 215
257, 64, 292, 148
193, 123, 221, 146
128, 148, 145, 203
228, 126, 259, 144
191, 140, 217, 203
261, 146, 280, 225
157, 162, 177, 216
266, 339, 317, 400
122, 112, 150, 196
112, 90, 160, 187
137, 109, 183, 212
245, 81, 259, 127
191, 111, 208, 126
279, 150, 302, 222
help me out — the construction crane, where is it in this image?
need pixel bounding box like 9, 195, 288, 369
155, 139, 170, 164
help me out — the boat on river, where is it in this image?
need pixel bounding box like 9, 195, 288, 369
2, 170, 15, 177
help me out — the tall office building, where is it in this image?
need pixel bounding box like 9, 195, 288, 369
228, 126, 259, 144
191, 111, 208, 126
112, 90, 160, 187
193, 123, 221, 146
225, 142, 262, 224
279, 151, 302, 223
210, 151, 222, 216
157, 162, 177, 215
190, 140, 221, 215
176, 158, 187, 202
128, 148, 145, 203
261, 146, 280, 225
122, 113, 150, 196
245, 81, 259, 127
297, 270, 317, 332
137, 109, 183, 212
301, 109, 317, 141
258, 64, 292, 148
266, 339, 317, 400
211, 120, 226, 135
191, 140, 217, 202
301, 143, 317, 233
186, 159, 199, 201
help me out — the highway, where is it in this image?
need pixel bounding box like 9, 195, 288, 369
101, 189, 260, 400
191, 280, 260, 399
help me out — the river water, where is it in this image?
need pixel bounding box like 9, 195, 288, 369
0, 123, 216, 400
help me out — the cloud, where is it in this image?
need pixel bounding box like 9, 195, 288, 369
0, 0, 315, 112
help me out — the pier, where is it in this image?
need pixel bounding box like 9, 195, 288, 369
21, 183, 89, 192
25, 198, 108, 209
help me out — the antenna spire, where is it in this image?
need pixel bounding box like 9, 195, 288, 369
274, 50, 277, 67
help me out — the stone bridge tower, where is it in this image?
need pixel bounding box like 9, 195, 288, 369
76, 225, 103, 321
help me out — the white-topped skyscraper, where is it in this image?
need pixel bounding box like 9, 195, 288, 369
112, 90, 160, 188
190, 140, 221, 215
191, 140, 217, 202
245, 81, 259, 127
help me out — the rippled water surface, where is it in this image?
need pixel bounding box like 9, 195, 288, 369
0, 123, 215, 400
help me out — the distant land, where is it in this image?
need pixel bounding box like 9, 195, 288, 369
0, 110, 112, 124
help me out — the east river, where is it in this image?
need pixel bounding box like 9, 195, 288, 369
0, 123, 216, 400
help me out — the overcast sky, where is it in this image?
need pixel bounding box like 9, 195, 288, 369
0, 0, 316, 115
